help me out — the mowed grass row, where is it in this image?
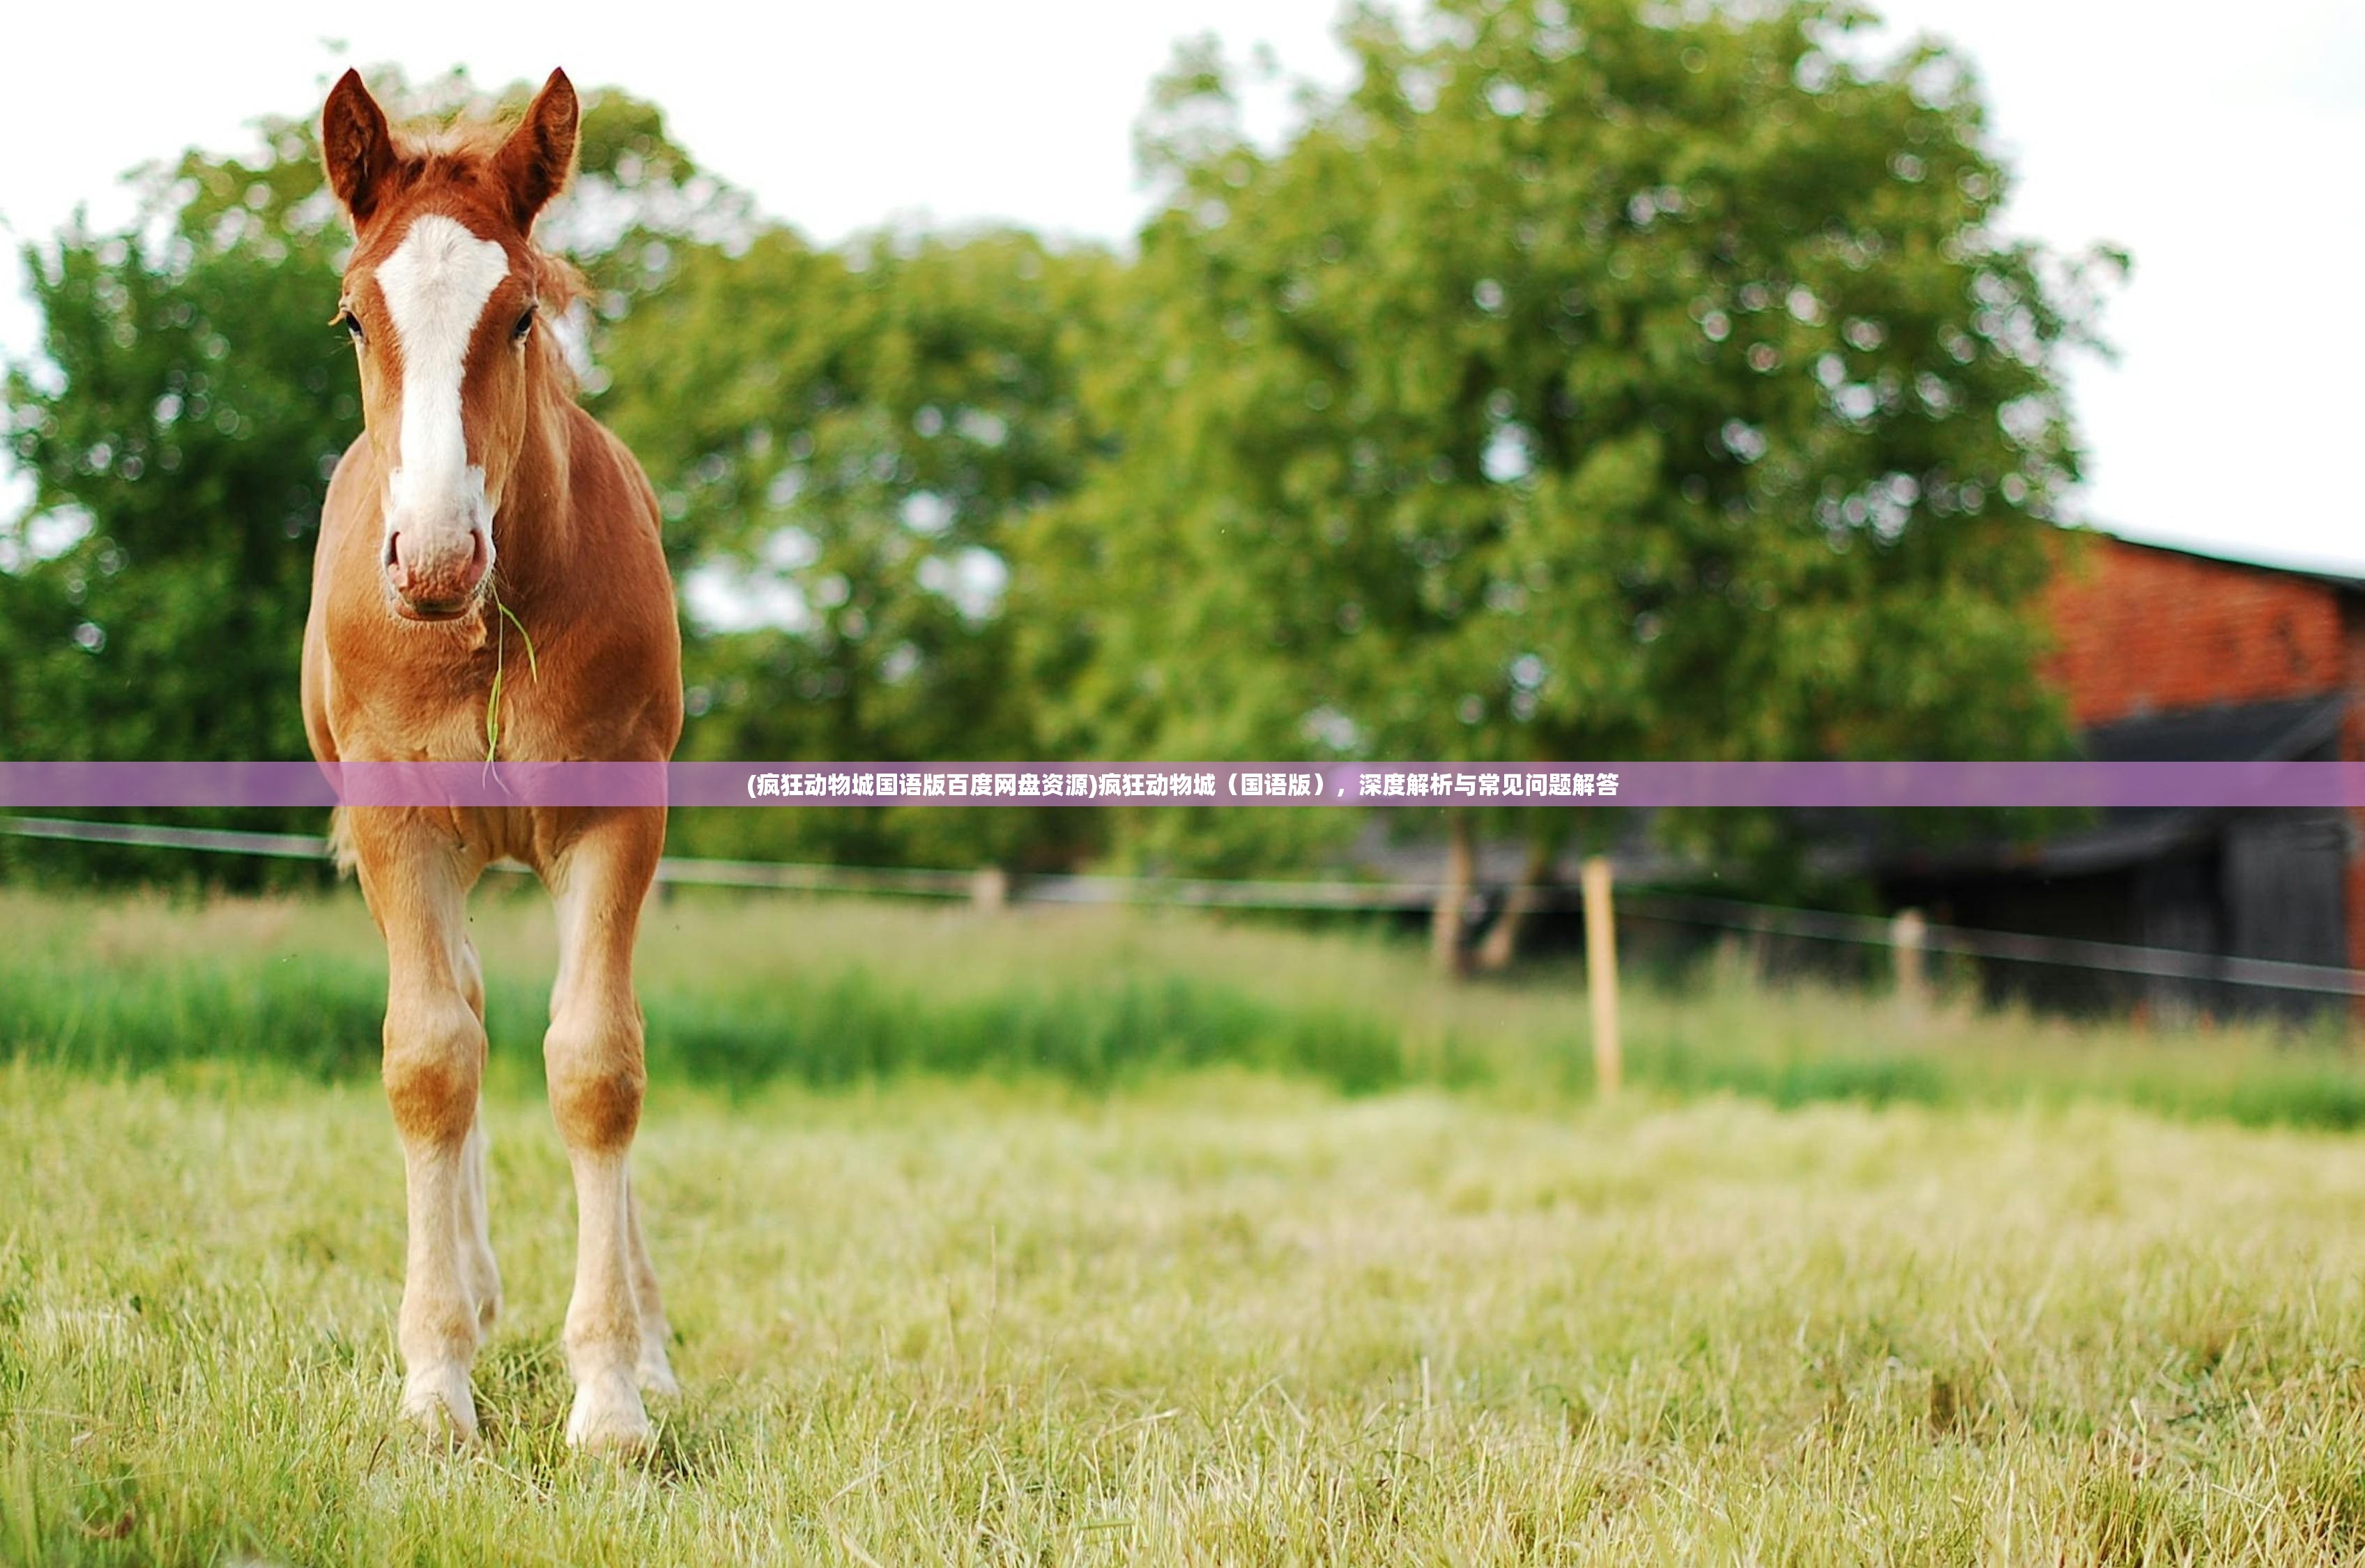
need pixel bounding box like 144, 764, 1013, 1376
11, 1068, 2365, 1562
3, 886, 2365, 1126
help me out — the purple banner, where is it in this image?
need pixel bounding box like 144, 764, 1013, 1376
1, 760, 2364, 808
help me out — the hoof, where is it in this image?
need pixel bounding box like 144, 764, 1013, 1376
566, 1372, 654, 1454
401, 1365, 480, 1447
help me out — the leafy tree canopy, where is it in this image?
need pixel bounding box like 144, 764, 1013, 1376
1, 5, 2115, 900
1026, 0, 2111, 871
0, 68, 720, 764
599, 225, 1119, 867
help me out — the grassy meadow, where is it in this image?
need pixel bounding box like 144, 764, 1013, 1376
8, 885, 2365, 1561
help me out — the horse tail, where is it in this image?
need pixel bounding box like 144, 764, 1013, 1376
326, 805, 359, 877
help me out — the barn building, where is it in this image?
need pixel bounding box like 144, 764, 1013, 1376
1878, 532, 2365, 1021
1356, 527, 2365, 1020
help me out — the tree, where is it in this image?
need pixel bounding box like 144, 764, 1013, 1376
0, 185, 341, 774
598, 226, 1119, 871
1027, 0, 2106, 961
0, 69, 733, 877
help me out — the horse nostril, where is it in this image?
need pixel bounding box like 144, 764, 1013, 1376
456, 530, 491, 592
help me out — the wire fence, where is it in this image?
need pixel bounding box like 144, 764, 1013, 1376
5, 811, 2361, 1000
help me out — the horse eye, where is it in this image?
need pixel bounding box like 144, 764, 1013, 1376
512, 307, 535, 342
335, 309, 365, 345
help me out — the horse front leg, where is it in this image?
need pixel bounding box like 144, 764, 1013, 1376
543, 807, 669, 1452
351, 814, 492, 1445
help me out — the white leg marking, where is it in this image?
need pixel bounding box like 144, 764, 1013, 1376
562, 1146, 653, 1452
397, 1109, 484, 1445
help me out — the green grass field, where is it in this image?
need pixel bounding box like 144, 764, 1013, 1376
9, 886, 2365, 1562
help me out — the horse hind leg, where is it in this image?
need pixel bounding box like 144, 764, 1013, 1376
455, 939, 502, 1334
625, 1170, 679, 1397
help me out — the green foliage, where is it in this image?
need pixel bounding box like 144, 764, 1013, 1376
599, 227, 1120, 868
1032, 0, 2106, 869
0, 68, 725, 765
0, 69, 737, 880
2, 6, 2113, 891
0, 169, 346, 768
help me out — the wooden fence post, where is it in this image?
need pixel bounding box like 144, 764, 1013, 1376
1582, 855, 1621, 1098
971, 865, 1009, 914
1891, 907, 1929, 1013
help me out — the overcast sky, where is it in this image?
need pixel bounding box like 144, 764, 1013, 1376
3, 0, 2358, 571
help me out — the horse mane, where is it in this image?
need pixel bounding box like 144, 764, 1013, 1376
391, 118, 516, 166
526, 252, 588, 397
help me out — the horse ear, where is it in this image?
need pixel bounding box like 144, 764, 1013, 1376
321, 69, 397, 227
493, 70, 579, 232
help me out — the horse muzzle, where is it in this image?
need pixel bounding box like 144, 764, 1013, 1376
385, 525, 491, 621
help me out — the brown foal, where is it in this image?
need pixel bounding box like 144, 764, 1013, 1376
300, 68, 684, 1452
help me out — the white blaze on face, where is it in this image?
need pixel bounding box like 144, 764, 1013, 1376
375, 214, 510, 546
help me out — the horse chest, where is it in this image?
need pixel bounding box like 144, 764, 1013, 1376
324, 621, 635, 762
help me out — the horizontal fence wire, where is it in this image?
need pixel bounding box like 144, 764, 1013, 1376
4, 812, 2361, 997
1614, 891, 2365, 999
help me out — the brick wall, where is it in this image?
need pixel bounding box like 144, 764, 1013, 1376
2042, 535, 2365, 1001
2042, 537, 2348, 729
2342, 599, 2365, 976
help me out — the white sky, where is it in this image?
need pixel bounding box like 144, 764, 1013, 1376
2, 0, 2358, 571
